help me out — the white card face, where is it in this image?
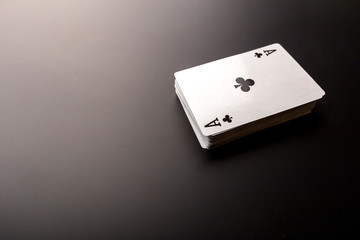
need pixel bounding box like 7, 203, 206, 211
175, 43, 325, 137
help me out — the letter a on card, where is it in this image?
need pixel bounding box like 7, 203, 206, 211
204, 118, 221, 128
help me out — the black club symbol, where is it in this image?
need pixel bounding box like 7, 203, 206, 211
255, 52, 262, 58
223, 115, 232, 123
234, 77, 255, 92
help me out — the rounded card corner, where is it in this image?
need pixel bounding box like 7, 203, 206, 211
272, 43, 283, 48
321, 90, 326, 97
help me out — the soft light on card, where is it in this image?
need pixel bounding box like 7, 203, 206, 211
175, 43, 325, 149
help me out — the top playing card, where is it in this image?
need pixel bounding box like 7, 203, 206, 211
175, 43, 325, 137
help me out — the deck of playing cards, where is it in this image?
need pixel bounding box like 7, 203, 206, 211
175, 43, 325, 149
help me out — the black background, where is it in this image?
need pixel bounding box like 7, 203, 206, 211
0, 0, 359, 239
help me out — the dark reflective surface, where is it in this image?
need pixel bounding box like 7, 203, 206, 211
0, 1, 359, 239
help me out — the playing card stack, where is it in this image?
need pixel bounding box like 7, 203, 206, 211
175, 43, 325, 149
